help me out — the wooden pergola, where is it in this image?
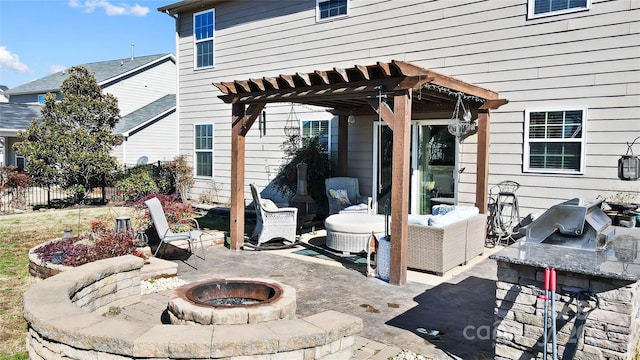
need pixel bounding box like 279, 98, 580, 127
213, 60, 507, 285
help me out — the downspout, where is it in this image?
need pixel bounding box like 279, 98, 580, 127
122, 135, 127, 165
163, 10, 180, 161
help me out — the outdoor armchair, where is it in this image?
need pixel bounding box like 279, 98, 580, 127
250, 183, 298, 247
325, 177, 372, 215
144, 196, 205, 267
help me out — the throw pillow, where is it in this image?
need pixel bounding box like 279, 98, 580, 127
329, 189, 351, 206
432, 204, 455, 215
260, 199, 278, 210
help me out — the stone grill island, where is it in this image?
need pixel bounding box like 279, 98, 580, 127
490, 198, 640, 359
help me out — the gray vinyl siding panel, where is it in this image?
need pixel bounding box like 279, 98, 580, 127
173, 0, 639, 212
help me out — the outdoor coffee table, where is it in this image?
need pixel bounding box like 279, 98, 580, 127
324, 213, 387, 254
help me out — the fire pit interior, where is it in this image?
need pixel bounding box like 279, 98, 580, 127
168, 278, 296, 325
185, 279, 282, 306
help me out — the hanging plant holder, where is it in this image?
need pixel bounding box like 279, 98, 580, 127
618, 136, 640, 181
447, 93, 476, 140
284, 104, 300, 137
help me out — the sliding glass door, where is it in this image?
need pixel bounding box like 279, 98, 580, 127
373, 120, 456, 215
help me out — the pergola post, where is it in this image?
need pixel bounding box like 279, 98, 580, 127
475, 109, 490, 214
389, 89, 411, 286
229, 103, 266, 250
337, 114, 349, 176
230, 103, 247, 250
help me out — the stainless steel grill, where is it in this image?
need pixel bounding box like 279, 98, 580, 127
521, 198, 615, 250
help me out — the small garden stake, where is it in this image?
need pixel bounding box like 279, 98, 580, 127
550, 267, 557, 360
539, 267, 550, 359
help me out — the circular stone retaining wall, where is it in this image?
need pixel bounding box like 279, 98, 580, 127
23, 255, 363, 360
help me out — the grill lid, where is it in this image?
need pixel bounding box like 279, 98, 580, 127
521, 198, 615, 250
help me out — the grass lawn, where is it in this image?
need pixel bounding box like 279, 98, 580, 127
0, 204, 229, 358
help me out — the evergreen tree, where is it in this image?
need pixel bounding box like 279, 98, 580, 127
14, 66, 122, 201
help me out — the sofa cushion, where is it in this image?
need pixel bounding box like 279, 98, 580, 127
324, 213, 387, 233
408, 214, 432, 226
428, 206, 480, 227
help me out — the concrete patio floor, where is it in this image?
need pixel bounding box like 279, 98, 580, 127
123, 230, 502, 360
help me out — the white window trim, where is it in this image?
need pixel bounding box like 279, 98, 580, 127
527, 0, 591, 20
316, 0, 349, 22
193, 123, 214, 179
523, 107, 587, 175
300, 119, 331, 155
193, 9, 215, 70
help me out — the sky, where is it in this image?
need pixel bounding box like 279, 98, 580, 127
0, 0, 176, 89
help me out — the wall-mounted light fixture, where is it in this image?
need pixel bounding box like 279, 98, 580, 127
258, 110, 266, 137
618, 136, 640, 181
347, 109, 355, 125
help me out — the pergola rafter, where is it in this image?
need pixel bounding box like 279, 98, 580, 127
214, 60, 507, 286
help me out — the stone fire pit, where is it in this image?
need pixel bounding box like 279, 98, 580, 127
167, 278, 296, 325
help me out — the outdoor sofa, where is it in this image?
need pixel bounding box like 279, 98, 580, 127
406, 206, 487, 276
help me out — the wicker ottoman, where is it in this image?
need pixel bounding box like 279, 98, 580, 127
324, 213, 387, 253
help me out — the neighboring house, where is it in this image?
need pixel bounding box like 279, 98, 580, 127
1, 54, 178, 166
0, 102, 41, 170
158, 0, 639, 215
0, 85, 9, 166
0, 85, 8, 102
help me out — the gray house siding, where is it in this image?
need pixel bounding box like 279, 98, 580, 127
115, 110, 178, 165
169, 0, 639, 215
104, 60, 177, 116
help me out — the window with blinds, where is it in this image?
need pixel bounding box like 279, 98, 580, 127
528, 0, 590, 19
301, 120, 330, 154
524, 108, 586, 174
316, 0, 348, 21
194, 123, 213, 177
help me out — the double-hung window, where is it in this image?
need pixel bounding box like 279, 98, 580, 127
316, 0, 348, 21
194, 124, 213, 177
528, 0, 590, 18
301, 120, 330, 154
524, 108, 587, 174
194, 9, 215, 69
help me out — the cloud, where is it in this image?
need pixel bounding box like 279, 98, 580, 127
68, 0, 149, 17
0, 46, 29, 73
49, 65, 67, 74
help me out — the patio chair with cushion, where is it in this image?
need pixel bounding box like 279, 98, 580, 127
144, 197, 205, 267
325, 177, 372, 215
248, 183, 298, 249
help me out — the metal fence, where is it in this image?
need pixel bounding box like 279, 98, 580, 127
0, 185, 123, 212
0, 161, 174, 213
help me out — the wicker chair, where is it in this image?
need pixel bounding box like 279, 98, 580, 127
250, 183, 298, 246
325, 177, 371, 215
407, 213, 487, 275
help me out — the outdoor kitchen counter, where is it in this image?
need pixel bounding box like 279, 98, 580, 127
490, 226, 640, 281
